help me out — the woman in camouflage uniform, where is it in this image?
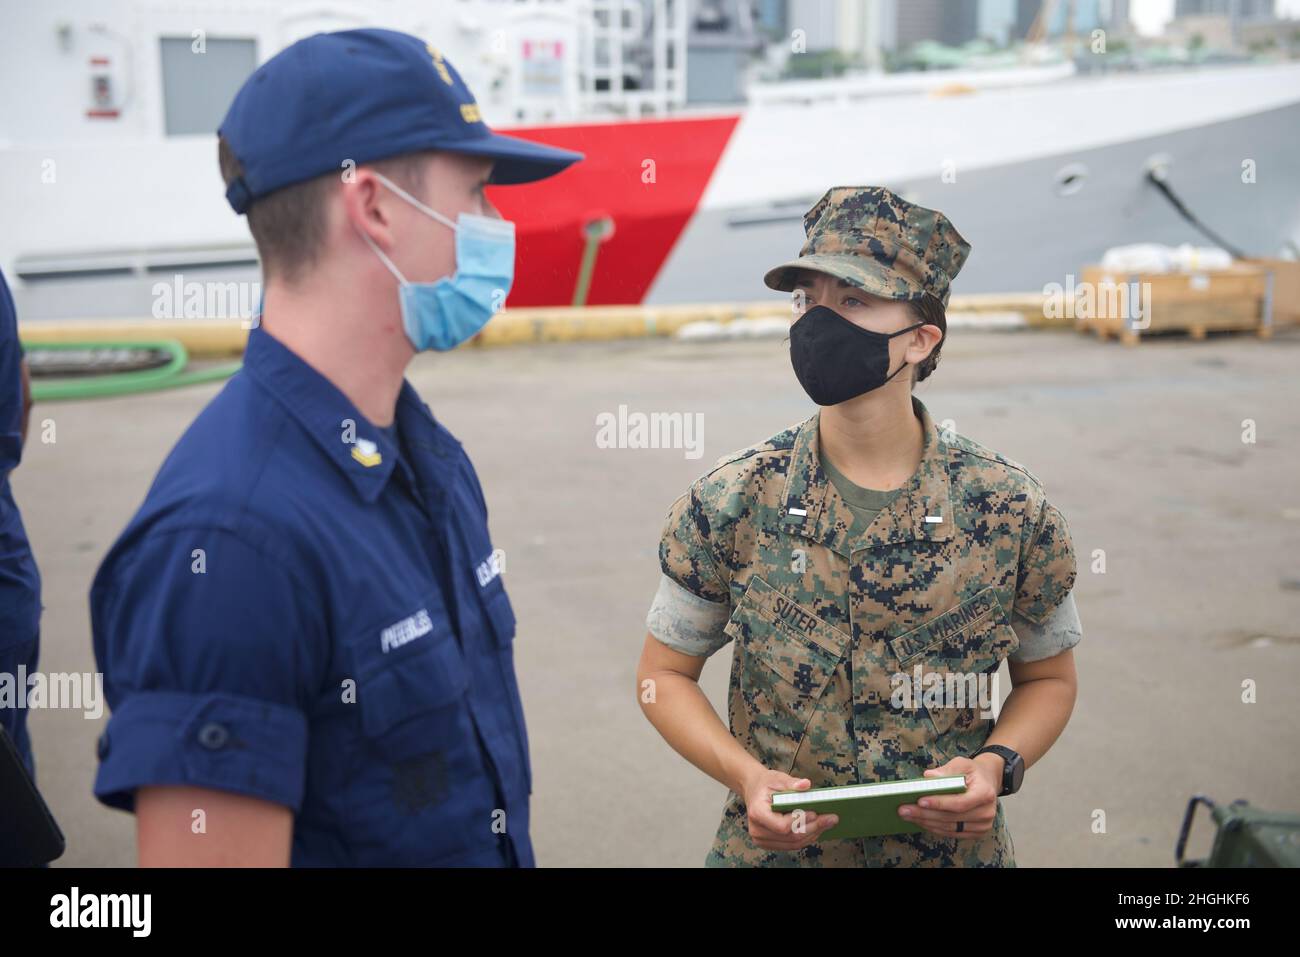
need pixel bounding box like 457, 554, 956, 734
636, 186, 1082, 867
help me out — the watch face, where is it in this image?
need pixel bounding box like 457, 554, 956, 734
1008, 754, 1025, 794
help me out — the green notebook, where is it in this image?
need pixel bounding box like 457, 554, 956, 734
771, 775, 968, 840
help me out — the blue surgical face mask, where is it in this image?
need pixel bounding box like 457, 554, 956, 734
360, 171, 515, 352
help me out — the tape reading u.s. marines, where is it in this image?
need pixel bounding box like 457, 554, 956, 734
919, 591, 995, 646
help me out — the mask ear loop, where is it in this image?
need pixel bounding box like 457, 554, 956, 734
370, 171, 458, 230
359, 170, 463, 287
880, 321, 929, 384
358, 228, 410, 289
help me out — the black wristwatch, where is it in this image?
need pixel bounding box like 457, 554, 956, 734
973, 745, 1024, 796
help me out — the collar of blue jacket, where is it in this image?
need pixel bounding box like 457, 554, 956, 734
241, 324, 443, 503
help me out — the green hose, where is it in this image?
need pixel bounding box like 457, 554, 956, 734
22, 339, 242, 402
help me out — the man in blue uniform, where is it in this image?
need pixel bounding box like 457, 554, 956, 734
0, 268, 41, 782
90, 29, 581, 866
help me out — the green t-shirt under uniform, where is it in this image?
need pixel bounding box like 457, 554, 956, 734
818, 449, 904, 538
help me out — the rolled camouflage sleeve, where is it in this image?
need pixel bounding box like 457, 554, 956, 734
1009, 590, 1082, 663
1013, 496, 1077, 626
647, 488, 732, 657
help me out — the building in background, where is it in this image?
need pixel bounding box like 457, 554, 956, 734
1014, 0, 1041, 38
1174, 0, 1276, 20
753, 0, 786, 39
784, 0, 991, 62
786, 0, 855, 53
1110, 0, 1132, 35
1046, 0, 1103, 33
979, 0, 1018, 45
782, 0, 894, 71
1013, 0, 1133, 40
895, 0, 981, 47
1170, 0, 1278, 46
1165, 13, 1236, 48
687, 0, 762, 102
1237, 14, 1300, 53
776, 0, 1148, 61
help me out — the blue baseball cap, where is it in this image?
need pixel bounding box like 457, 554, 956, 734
218, 28, 584, 214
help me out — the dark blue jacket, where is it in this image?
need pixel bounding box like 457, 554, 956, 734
0, 268, 41, 780
91, 326, 532, 866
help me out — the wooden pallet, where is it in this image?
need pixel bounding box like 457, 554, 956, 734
1074, 264, 1272, 345
1243, 257, 1300, 327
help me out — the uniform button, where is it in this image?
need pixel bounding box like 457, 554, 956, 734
96, 730, 110, 759
197, 722, 230, 750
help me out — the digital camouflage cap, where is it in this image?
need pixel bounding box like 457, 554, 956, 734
763, 186, 972, 307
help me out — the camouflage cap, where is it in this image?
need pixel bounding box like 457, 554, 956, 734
763, 186, 972, 307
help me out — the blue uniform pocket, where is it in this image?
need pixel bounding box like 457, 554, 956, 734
341, 600, 501, 864
344, 601, 470, 743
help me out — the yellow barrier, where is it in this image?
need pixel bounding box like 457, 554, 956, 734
20, 318, 252, 357
19, 294, 1063, 358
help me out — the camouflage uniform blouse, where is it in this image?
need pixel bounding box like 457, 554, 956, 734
648, 396, 1079, 867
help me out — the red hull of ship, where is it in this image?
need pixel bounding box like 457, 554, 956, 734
485, 114, 739, 306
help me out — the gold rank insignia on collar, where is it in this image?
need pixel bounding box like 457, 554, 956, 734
351, 438, 383, 468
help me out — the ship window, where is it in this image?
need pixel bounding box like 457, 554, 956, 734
160, 37, 258, 136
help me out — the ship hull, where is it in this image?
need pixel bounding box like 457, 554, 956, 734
649, 98, 1300, 303
7, 62, 1300, 320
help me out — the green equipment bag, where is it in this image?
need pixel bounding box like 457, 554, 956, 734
1176, 795, 1300, 867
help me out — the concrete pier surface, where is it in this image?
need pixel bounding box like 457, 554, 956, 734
14, 326, 1300, 867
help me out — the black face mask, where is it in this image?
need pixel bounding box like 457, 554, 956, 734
789, 305, 924, 406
